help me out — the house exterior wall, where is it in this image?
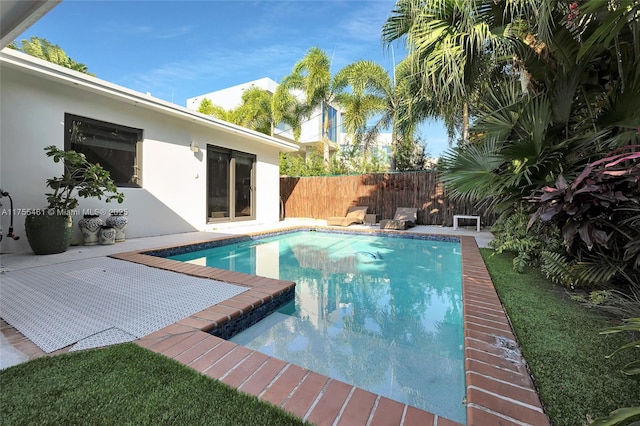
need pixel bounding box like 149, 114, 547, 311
0, 52, 294, 254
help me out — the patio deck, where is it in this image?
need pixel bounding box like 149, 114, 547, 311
0, 219, 549, 425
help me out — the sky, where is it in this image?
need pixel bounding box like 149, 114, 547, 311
14, 0, 451, 157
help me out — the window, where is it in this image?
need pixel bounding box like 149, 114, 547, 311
207, 145, 255, 222
322, 103, 338, 143
64, 114, 143, 187
275, 121, 290, 132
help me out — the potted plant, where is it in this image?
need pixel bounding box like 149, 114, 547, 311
24, 145, 125, 254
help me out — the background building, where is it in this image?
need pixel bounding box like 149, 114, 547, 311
187, 78, 393, 162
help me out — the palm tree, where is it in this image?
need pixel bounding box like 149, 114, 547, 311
271, 85, 308, 142
274, 47, 347, 168
197, 85, 309, 149
334, 61, 388, 168
235, 87, 273, 136
439, 0, 640, 209
336, 59, 424, 171
382, 0, 516, 144
198, 99, 240, 126
9, 36, 94, 76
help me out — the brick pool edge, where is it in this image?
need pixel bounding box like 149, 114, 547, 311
110, 227, 550, 425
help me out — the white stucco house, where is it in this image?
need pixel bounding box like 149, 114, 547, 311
0, 49, 298, 254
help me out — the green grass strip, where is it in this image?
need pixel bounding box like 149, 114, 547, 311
0, 342, 309, 425
480, 249, 639, 426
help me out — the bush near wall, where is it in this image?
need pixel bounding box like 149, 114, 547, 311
280, 171, 498, 227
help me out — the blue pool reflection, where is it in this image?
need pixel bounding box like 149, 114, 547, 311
169, 231, 465, 423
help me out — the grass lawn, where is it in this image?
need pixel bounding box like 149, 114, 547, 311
481, 249, 639, 426
0, 343, 309, 425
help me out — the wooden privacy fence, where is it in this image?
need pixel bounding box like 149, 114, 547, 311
280, 171, 498, 227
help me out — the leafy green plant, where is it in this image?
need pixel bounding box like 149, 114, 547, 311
589, 318, 640, 426
529, 145, 640, 288
279, 146, 326, 177
571, 287, 640, 319
44, 145, 124, 212
540, 250, 579, 288
541, 250, 624, 289
330, 144, 388, 175
9, 36, 95, 75
489, 205, 562, 272
280, 142, 389, 177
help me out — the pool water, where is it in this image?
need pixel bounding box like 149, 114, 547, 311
168, 231, 465, 423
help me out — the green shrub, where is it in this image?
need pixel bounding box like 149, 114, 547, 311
489, 205, 562, 272
529, 146, 640, 289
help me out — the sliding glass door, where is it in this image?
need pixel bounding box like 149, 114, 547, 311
207, 145, 255, 222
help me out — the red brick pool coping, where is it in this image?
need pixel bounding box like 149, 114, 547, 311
106, 227, 550, 426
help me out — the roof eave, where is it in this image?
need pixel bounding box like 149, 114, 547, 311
0, 48, 299, 152
0, 0, 62, 49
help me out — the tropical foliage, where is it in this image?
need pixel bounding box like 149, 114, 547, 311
274, 47, 346, 168
489, 205, 562, 273
382, 0, 514, 144
590, 318, 640, 426
336, 59, 424, 171
385, 16, 640, 425
197, 87, 274, 136
9, 36, 94, 75
279, 143, 388, 177
529, 146, 640, 289
43, 145, 124, 212
279, 149, 325, 178
436, 0, 640, 211
274, 48, 426, 172
394, 135, 431, 171
385, 0, 640, 288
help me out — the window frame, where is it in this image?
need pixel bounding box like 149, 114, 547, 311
206, 145, 256, 223
64, 113, 143, 188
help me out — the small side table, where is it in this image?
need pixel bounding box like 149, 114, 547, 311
364, 214, 379, 225
453, 215, 481, 232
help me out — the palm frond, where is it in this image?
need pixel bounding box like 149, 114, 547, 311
438, 137, 505, 203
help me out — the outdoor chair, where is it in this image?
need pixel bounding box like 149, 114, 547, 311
326, 206, 368, 227
379, 207, 418, 230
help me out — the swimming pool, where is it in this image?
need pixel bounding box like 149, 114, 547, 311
167, 230, 465, 423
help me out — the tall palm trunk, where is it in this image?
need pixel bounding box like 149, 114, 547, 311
322, 103, 330, 170
390, 113, 399, 172
462, 102, 469, 144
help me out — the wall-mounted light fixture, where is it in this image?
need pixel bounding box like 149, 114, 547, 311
189, 141, 200, 153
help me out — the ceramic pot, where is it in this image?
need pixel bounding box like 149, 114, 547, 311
99, 226, 116, 245
78, 214, 103, 246
105, 212, 128, 242
24, 211, 73, 255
